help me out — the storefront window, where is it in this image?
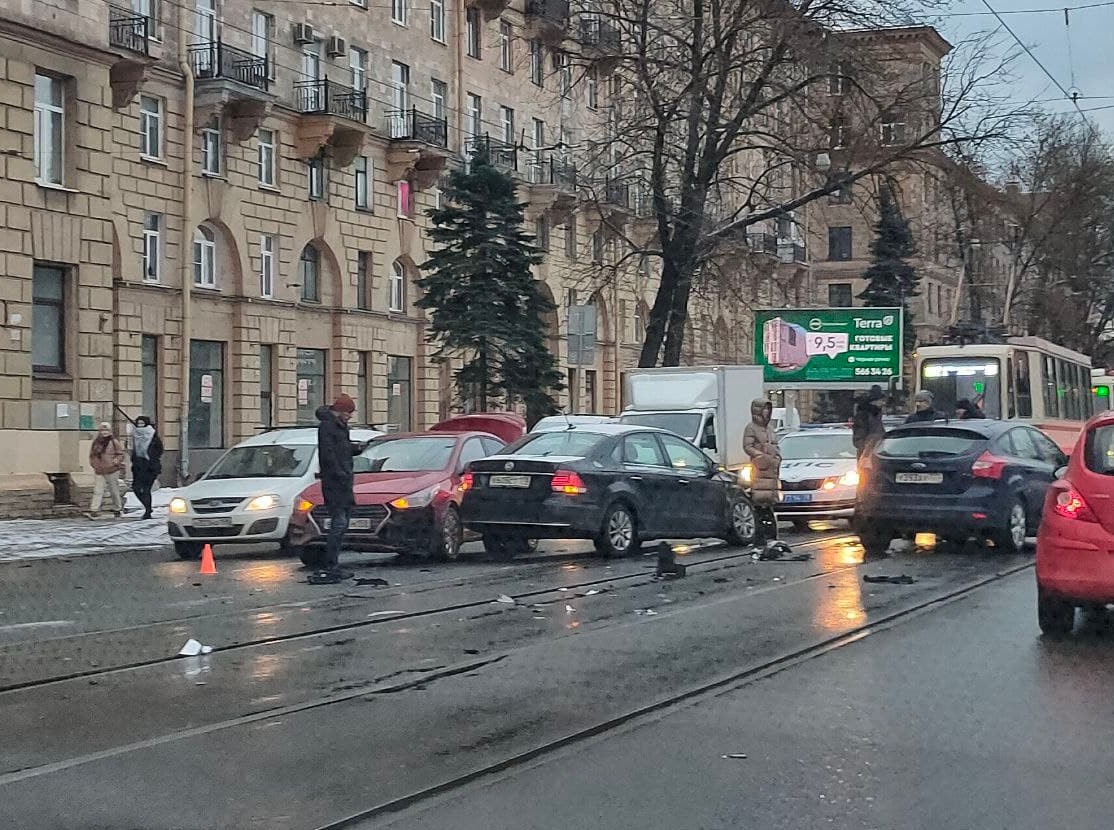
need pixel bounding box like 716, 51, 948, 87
296, 348, 327, 424
189, 340, 224, 448
387, 355, 412, 431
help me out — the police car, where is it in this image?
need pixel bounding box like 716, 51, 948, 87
775, 427, 859, 528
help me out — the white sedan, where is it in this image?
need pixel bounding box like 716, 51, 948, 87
774, 428, 859, 529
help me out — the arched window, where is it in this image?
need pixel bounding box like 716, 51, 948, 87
300, 245, 319, 302
389, 259, 406, 312
193, 226, 216, 288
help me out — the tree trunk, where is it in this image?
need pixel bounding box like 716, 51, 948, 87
638, 261, 678, 367
478, 338, 488, 411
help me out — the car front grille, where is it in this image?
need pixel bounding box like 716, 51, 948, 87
191, 497, 245, 514
184, 525, 243, 537
780, 478, 827, 491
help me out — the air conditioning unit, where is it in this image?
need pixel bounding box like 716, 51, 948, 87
292, 23, 315, 44
326, 35, 347, 57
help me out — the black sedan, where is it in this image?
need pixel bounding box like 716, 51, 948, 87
854, 419, 1068, 557
460, 424, 758, 557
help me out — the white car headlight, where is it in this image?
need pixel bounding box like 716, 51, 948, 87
245, 494, 280, 511
169, 497, 189, 514
739, 465, 754, 484
838, 469, 860, 487
389, 485, 440, 510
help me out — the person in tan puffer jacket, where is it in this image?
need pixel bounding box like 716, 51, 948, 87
743, 397, 781, 506
88, 422, 125, 518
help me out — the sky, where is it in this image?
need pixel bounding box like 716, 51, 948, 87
934, 0, 1114, 134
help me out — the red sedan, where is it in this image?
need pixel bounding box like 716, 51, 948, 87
288, 429, 512, 565
1036, 411, 1114, 635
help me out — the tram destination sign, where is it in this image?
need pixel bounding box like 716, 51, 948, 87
754, 307, 903, 389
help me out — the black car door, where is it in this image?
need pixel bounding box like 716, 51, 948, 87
1026, 428, 1069, 521
658, 433, 722, 535
613, 432, 674, 536
1001, 428, 1054, 518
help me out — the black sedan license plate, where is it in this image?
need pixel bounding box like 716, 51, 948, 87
895, 472, 943, 484
490, 474, 531, 488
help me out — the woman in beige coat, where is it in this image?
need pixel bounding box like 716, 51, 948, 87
88, 422, 125, 518
743, 398, 781, 506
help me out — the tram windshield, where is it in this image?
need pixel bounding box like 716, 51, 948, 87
921, 358, 1002, 419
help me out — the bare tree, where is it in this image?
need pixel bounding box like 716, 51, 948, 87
571, 0, 1022, 366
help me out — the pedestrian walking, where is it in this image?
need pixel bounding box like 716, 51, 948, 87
130, 416, 164, 520
743, 397, 782, 541
313, 394, 369, 584
852, 385, 887, 459
954, 398, 986, 419
904, 390, 939, 423
88, 422, 125, 518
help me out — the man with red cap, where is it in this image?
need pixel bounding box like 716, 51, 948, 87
313, 393, 367, 583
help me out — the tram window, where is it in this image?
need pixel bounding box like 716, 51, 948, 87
1042, 356, 1058, 419
1006, 357, 1016, 418
1013, 351, 1032, 417
1094, 381, 1112, 413
921, 358, 1002, 419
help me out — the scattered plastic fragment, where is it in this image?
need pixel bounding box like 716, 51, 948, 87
353, 577, 389, 587
585, 589, 600, 596
722, 753, 748, 759
495, 594, 515, 604
565, 605, 576, 613
177, 638, 203, 657
863, 574, 917, 585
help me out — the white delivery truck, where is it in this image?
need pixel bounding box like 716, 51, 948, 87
616, 365, 766, 472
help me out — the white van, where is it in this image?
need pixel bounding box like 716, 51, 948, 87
167, 425, 380, 560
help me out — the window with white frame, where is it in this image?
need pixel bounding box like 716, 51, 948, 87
829, 63, 848, 95
467, 93, 482, 139
880, 111, 905, 145
134, 0, 160, 39
34, 74, 64, 185
259, 235, 275, 297
389, 260, 406, 311
564, 218, 577, 260
349, 46, 367, 91
430, 0, 445, 42
308, 154, 325, 200
201, 114, 221, 175
557, 52, 571, 99
829, 116, 847, 149
355, 155, 370, 210
143, 214, 161, 282
300, 244, 320, 302
530, 40, 543, 86
392, 0, 407, 24
32, 264, 66, 373
586, 67, 598, 109
499, 21, 512, 71
431, 78, 447, 121
466, 8, 481, 58
193, 226, 217, 288
251, 11, 274, 78
257, 128, 276, 186
534, 215, 549, 251
500, 106, 515, 145
139, 94, 162, 159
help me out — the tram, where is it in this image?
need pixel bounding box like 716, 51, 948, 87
1092, 369, 1114, 413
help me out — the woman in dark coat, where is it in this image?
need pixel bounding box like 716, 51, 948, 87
131, 415, 164, 520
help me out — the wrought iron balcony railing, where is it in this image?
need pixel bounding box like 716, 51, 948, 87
295, 79, 367, 122
189, 41, 269, 91
580, 18, 620, 52
467, 134, 518, 172
387, 108, 448, 147
746, 232, 778, 255
109, 5, 149, 55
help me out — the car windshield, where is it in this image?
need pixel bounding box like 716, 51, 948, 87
1084, 424, 1114, 475
780, 433, 856, 460
877, 428, 986, 459
509, 431, 606, 457
358, 437, 456, 472
204, 444, 316, 479
617, 412, 702, 439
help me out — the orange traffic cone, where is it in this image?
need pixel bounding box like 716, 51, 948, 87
199, 544, 217, 575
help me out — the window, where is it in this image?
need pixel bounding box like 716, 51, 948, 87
193, 226, 216, 287
134, 0, 160, 38
430, 0, 445, 41
585, 369, 598, 412
829, 183, 852, 204
499, 21, 512, 71
387, 355, 413, 431
142, 214, 161, 282
300, 245, 320, 302
466, 8, 481, 58
829, 116, 846, 149
357, 351, 371, 420
392, 0, 407, 25
927, 283, 936, 314
618, 433, 668, 467
296, 348, 327, 424
828, 226, 852, 261
349, 46, 367, 91
391, 60, 410, 116
201, 114, 221, 175
660, 434, 710, 471
32, 264, 65, 373
139, 95, 162, 160
530, 40, 543, 86
251, 11, 274, 78
534, 216, 549, 251
587, 66, 598, 109
259, 344, 273, 427
466, 93, 482, 139
558, 52, 572, 99
257, 128, 276, 186
396, 180, 412, 218
500, 106, 515, 145
308, 155, 325, 200
565, 218, 577, 260
355, 156, 370, 210
141, 335, 159, 421
829, 62, 847, 95
531, 117, 545, 181
431, 79, 447, 121
389, 260, 406, 311
828, 283, 852, 307
1014, 350, 1032, 417
259, 235, 274, 297
357, 251, 372, 310
592, 228, 604, 263
189, 340, 224, 449
350, 0, 366, 8
459, 439, 487, 471
881, 111, 905, 145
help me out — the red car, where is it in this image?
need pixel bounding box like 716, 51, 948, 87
289, 419, 522, 565
1035, 411, 1114, 635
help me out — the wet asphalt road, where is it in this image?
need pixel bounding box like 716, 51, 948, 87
1, 527, 1093, 830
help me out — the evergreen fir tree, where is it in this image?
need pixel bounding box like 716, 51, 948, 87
418, 146, 563, 419
858, 182, 920, 354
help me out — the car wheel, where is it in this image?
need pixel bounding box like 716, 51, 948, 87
725, 498, 757, 547
991, 499, 1028, 554
174, 541, 203, 560
430, 507, 464, 562
858, 526, 893, 560
482, 532, 521, 560
594, 502, 640, 557
299, 547, 326, 569
1038, 590, 1075, 636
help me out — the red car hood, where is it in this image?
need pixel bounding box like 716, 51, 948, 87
297, 471, 451, 506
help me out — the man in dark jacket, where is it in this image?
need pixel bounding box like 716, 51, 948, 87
314, 394, 366, 583
904, 390, 939, 424
852, 386, 887, 459
954, 398, 986, 419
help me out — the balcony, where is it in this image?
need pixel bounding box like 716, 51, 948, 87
465, 0, 510, 21
525, 0, 570, 44
522, 156, 579, 218
580, 17, 621, 60
188, 41, 273, 140
604, 178, 630, 210
108, 5, 149, 55
190, 42, 268, 91
295, 80, 369, 165
467, 135, 518, 174
777, 240, 808, 265
108, 6, 153, 109
746, 232, 778, 255
386, 108, 450, 190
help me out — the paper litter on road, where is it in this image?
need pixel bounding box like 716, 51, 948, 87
585, 589, 599, 596
495, 594, 515, 604
722, 753, 748, 759
634, 609, 658, 616
177, 638, 203, 657
564, 604, 575, 613
863, 574, 917, 584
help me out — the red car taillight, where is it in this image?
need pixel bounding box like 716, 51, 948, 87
551, 470, 587, 495
971, 451, 1008, 479
459, 472, 475, 492
1051, 484, 1099, 522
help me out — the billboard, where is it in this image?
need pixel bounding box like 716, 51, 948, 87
754, 307, 902, 389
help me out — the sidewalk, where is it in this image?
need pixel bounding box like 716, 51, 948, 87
0, 490, 177, 562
